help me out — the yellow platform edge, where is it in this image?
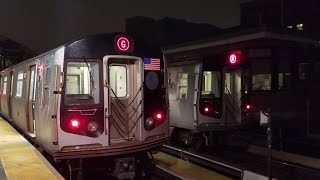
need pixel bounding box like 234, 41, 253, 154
0, 118, 64, 180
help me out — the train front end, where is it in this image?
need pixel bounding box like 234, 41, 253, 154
55, 34, 168, 177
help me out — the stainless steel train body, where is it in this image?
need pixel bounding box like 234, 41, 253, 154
163, 27, 320, 150
0, 33, 169, 178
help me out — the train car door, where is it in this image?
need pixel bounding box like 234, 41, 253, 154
28, 66, 36, 134
104, 56, 143, 144
0, 75, 2, 110
9, 71, 14, 119
223, 68, 242, 124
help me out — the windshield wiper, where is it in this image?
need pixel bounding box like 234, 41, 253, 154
83, 56, 95, 88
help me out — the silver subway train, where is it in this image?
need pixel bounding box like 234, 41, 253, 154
163, 27, 320, 152
0, 33, 169, 179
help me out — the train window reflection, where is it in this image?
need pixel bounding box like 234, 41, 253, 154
65, 61, 100, 105
278, 73, 291, 90
252, 74, 271, 90
109, 65, 127, 98
178, 73, 188, 99
201, 71, 221, 98
16, 72, 24, 97
2, 77, 7, 95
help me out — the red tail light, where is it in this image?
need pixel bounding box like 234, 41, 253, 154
145, 110, 166, 131
154, 112, 164, 122
203, 105, 213, 113
244, 104, 251, 111
70, 119, 80, 128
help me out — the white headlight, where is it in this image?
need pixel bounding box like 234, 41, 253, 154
145, 117, 155, 130
88, 121, 99, 132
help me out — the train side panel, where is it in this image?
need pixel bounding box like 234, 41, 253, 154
10, 63, 32, 132
168, 63, 197, 130
34, 49, 63, 153
0, 71, 11, 118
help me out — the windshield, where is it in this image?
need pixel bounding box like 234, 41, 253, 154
201, 71, 221, 98
64, 61, 100, 105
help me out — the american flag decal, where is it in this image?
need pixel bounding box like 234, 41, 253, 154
144, 58, 161, 71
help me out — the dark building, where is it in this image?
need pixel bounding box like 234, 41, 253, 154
125, 16, 221, 53
0, 35, 35, 70
240, 0, 320, 40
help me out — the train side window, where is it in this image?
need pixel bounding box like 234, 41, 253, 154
10, 73, 14, 96
109, 65, 127, 98
178, 73, 188, 99
16, 72, 24, 97
2, 77, 7, 94
43, 67, 50, 106
2, 77, 7, 95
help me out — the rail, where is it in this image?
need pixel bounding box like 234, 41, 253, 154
161, 144, 243, 178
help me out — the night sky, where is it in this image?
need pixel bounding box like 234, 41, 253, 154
0, 0, 250, 53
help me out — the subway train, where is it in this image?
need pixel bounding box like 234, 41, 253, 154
163, 27, 320, 152
0, 33, 169, 179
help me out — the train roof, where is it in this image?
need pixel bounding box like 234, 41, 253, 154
162, 26, 320, 54
0, 32, 158, 72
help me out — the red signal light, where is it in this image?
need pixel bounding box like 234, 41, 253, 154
154, 112, 164, 122
244, 104, 251, 111
203, 105, 213, 113
145, 111, 166, 131
70, 119, 80, 128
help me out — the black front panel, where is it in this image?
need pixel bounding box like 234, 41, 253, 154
60, 107, 104, 137
60, 33, 166, 136
143, 60, 166, 130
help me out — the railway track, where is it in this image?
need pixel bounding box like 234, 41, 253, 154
161, 144, 242, 179
161, 144, 320, 180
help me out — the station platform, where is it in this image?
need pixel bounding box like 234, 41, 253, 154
0, 118, 64, 180
247, 145, 320, 169
153, 152, 231, 180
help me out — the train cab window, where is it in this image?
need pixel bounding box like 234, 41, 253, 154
64, 61, 100, 105
2, 77, 7, 95
278, 73, 291, 90
201, 71, 221, 98
224, 73, 231, 94
178, 73, 188, 99
251, 60, 271, 91
16, 72, 24, 97
278, 61, 291, 90
109, 65, 127, 98
252, 74, 271, 90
